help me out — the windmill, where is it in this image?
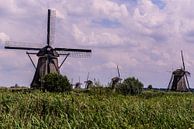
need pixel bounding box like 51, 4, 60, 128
167, 51, 190, 92
5, 9, 92, 88
75, 77, 82, 89
85, 72, 93, 89
111, 65, 122, 90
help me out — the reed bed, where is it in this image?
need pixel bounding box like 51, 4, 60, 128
0, 89, 194, 129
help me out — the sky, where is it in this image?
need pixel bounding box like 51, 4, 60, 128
1, 0, 194, 88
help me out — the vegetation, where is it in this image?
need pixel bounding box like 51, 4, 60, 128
117, 77, 144, 95
42, 73, 71, 92
147, 84, 153, 89
0, 88, 194, 129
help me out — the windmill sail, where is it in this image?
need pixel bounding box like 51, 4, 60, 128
47, 9, 56, 46
5, 41, 42, 50
117, 65, 120, 77
49, 10, 56, 45
56, 48, 92, 58
181, 50, 185, 70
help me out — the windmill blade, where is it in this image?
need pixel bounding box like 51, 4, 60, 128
87, 72, 90, 81
185, 71, 191, 76
117, 65, 121, 78
181, 50, 185, 70
47, 9, 51, 46
167, 74, 173, 90
49, 9, 56, 46
47, 9, 56, 46
55, 48, 91, 52
185, 75, 191, 91
5, 41, 42, 50
5, 46, 41, 51
55, 48, 92, 58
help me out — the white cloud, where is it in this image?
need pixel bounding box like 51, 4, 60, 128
133, 0, 166, 28
1, 0, 194, 88
72, 24, 124, 46
0, 32, 9, 43
93, 0, 128, 19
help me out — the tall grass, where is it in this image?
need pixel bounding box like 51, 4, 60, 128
0, 89, 194, 128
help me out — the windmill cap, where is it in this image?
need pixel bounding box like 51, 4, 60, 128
37, 45, 59, 57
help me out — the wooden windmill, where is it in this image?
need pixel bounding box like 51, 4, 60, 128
85, 72, 93, 89
167, 51, 190, 92
75, 77, 82, 89
5, 9, 92, 88
111, 65, 122, 90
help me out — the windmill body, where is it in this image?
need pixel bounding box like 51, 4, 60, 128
168, 51, 190, 92
5, 9, 92, 88
169, 69, 189, 91
75, 82, 82, 89
85, 80, 93, 89
84, 72, 93, 89
111, 65, 122, 90
31, 46, 60, 88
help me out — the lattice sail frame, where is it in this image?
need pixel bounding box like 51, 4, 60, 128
57, 50, 91, 58
49, 10, 56, 46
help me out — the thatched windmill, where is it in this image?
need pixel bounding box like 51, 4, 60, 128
5, 9, 92, 88
111, 65, 122, 90
75, 77, 82, 89
85, 72, 93, 89
167, 51, 190, 92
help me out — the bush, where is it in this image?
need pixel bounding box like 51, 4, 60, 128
148, 84, 153, 89
42, 73, 71, 92
117, 77, 143, 95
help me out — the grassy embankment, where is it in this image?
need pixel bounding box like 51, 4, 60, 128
0, 88, 194, 129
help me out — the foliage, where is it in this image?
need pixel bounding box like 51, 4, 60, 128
0, 90, 194, 129
117, 77, 144, 95
42, 73, 71, 92
148, 84, 153, 89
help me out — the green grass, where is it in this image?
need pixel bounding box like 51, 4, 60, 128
0, 88, 194, 129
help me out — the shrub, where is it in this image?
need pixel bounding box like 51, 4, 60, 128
117, 77, 143, 95
42, 73, 71, 92
148, 84, 153, 89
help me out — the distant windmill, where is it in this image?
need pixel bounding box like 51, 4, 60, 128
75, 76, 82, 89
111, 65, 122, 90
5, 9, 92, 88
167, 51, 190, 92
85, 72, 93, 89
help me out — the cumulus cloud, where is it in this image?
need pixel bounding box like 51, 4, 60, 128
92, 0, 129, 20
1, 0, 194, 88
72, 24, 124, 46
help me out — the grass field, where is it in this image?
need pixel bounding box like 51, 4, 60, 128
0, 88, 194, 129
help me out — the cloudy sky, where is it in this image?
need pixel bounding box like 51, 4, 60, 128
1, 0, 194, 88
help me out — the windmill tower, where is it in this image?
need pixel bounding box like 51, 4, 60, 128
5, 9, 92, 88
111, 65, 122, 90
85, 72, 93, 89
167, 51, 190, 92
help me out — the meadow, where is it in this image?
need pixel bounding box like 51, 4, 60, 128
0, 88, 194, 129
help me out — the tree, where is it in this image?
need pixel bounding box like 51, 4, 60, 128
42, 73, 71, 92
117, 77, 143, 95
148, 84, 153, 89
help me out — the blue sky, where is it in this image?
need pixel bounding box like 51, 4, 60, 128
1, 0, 194, 88
151, 0, 166, 9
